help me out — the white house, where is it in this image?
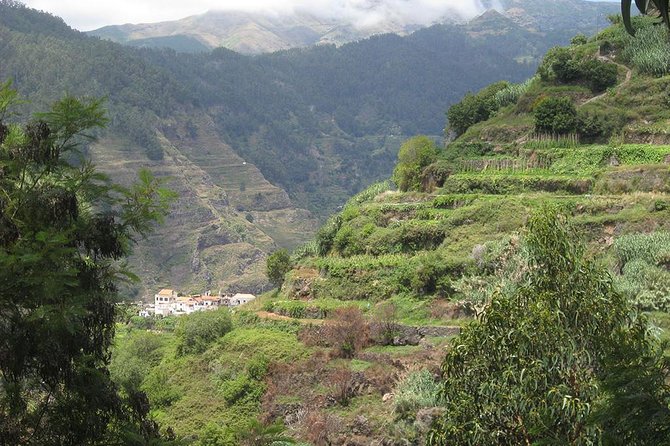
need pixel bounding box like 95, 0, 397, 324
155, 289, 178, 316
153, 289, 225, 316
230, 293, 256, 307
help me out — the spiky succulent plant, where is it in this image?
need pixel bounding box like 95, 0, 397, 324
622, 0, 670, 35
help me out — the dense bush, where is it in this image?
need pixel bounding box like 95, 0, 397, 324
582, 58, 618, 92
175, 308, 233, 355
534, 96, 578, 134
411, 251, 457, 297
551, 47, 583, 83
539, 45, 617, 92
571, 34, 588, 45
446, 81, 510, 136
392, 136, 439, 192
576, 109, 626, 141
221, 373, 266, 406
315, 215, 342, 255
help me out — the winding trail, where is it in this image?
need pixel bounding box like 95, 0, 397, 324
582, 55, 633, 106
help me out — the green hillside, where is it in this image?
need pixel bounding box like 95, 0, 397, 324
109, 16, 670, 445
0, 0, 615, 295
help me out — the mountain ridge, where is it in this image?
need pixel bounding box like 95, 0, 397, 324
0, 0, 619, 297
87, 0, 619, 54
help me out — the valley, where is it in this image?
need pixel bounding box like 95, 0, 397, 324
0, 0, 617, 294
109, 13, 670, 445
3, 1, 670, 444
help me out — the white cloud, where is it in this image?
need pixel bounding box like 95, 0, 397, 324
21, 0, 495, 31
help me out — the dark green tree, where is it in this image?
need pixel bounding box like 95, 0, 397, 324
392, 135, 439, 192
266, 248, 292, 289
428, 209, 670, 445
534, 96, 578, 134
582, 59, 619, 92
0, 82, 176, 445
446, 81, 510, 136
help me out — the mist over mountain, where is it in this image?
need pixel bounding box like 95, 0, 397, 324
88, 0, 617, 53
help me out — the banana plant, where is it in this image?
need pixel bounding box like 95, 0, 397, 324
622, 0, 670, 35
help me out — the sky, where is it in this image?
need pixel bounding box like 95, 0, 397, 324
21, 0, 506, 31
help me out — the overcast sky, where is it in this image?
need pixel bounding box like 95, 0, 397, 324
21, 0, 509, 31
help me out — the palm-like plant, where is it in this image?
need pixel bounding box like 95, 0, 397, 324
622, 0, 670, 35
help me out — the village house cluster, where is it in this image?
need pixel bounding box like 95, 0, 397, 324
139, 289, 256, 317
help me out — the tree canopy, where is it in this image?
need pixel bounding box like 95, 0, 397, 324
392, 136, 439, 192
428, 208, 670, 445
0, 82, 175, 445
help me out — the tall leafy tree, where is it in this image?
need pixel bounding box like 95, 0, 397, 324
0, 82, 176, 445
428, 209, 670, 445
392, 135, 439, 192
266, 248, 292, 289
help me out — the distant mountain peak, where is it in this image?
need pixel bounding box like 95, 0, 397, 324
87, 0, 618, 54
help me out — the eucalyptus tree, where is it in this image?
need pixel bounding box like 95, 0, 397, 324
0, 82, 176, 445
622, 0, 670, 35
428, 209, 670, 445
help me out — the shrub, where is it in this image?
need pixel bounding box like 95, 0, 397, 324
447, 81, 510, 136
329, 366, 354, 406
571, 34, 588, 45
324, 307, 369, 358
220, 374, 265, 406
577, 109, 626, 141
371, 302, 400, 345
394, 369, 444, 420
411, 251, 457, 296
315, 215, 342, 256
581, 59, 618, 92
392, 136, 439, 192
196, 423, 237, 446
534, 96, 578, 134
142, 367, 181, 408
175, 308, 233, 355
551, 47, 582, 83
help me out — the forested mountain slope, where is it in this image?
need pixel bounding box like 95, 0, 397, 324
88, 0, 618, 54
110, 16, 670, 444
0, 0, 618, 295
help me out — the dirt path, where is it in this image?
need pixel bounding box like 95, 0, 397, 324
255, 310, 324, 325
582, 55, 633, 106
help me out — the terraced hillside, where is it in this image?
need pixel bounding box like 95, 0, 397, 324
279, 16, 670, 309
109, 17, 670, 446
238, 16, 670, 443
89, 111, 317, 296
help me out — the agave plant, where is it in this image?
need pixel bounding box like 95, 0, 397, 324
622, 0, 670, 35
